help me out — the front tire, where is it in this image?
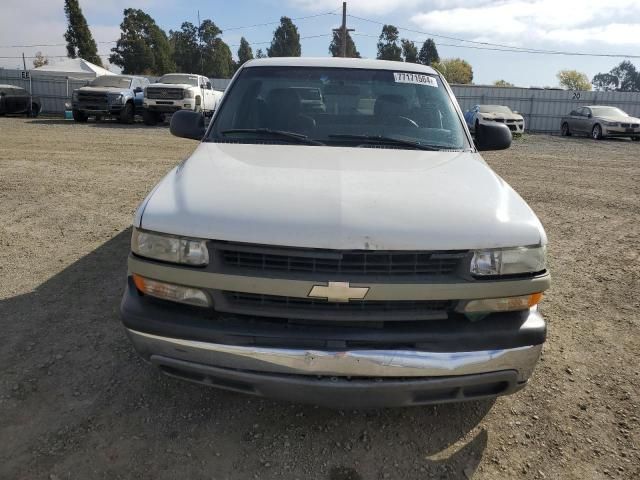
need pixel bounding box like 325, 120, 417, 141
142, 109, 159, 126
561, 122, 571, 136
72, 109, 88, 122
632, 137, 640, 141
591, 124, 603, 140
119, 102, 134, 124
27, 103, 40, 117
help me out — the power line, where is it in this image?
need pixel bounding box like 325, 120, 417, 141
347, 14, 640, 59
0, 11, 338, 50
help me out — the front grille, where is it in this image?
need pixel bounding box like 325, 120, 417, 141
146, 88, 184, 100
632, 124, 640, 128
78, 92, 107, 105
219, 291, 453, 322
217, 244, 466, 277
621, 123, 630, 127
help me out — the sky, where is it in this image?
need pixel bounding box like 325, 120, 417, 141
1, 0, 639, 87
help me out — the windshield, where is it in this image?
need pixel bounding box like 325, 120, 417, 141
591, 107, 628, 117
208, 66, 468, 150
479, 105, 512, 114
89, 76, 132, 89
158, 74, 199, 86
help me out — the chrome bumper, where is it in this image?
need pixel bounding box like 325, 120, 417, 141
126, 329, 542, 383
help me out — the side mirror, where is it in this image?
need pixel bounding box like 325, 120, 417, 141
134, 87, 143, 93
206, 82, 212, 90
475, 122, 512, 151
170, 110, 206, 140
587, 113, 592, 118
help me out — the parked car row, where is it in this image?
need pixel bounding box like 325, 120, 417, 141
70, 73, 223, 125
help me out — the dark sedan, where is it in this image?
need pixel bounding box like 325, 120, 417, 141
0, 84, 41, 116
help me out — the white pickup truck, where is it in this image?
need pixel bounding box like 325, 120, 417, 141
142, 73, 223, 126
121, 58, 550, 408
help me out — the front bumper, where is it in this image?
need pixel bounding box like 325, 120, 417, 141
121, 279, 545, 407
144, 100, 193, 113
602, 126, 640, 137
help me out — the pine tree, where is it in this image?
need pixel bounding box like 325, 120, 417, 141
255, 49, 266, 59
64, 0, 103, 66
237, 37, 254, 66
329, 30, 360, 58
401, 39, 418, 63
376, 25, 401, 61
267, 17, 301, 57
418, 38, 439, 66
169, 22, 200, 74
198, 19, 235, 78
110, 9, 175, 75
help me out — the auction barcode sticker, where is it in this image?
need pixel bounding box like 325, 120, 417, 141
393, 72, 438, 87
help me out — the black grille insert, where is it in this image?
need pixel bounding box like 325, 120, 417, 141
217, 244, 466, 276
146, 87, 184, 100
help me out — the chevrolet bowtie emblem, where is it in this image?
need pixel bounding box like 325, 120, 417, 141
308, 282, 369, 303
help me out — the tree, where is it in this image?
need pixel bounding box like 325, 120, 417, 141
592, 73, 618, 91
493, 79, 515, 87
237, 37, 254, 66
401, 39, 418, 63
418, 38, 439, 66
110, 9, 175, 75
63, 0, 103, 66
557, 69, 591, 91
432, 58, 473, 84
198, 19, 235, 78
329, 30, 360, 58
255, 49, 266, 59
267, 17, 301, 57
592, 61, 640, 92
376, 25, 401, 61
610, 61, 639, 92
169, 22, 200, 74
32, 52, 49, 68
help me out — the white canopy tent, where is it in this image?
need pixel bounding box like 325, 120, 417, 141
32, 58, 113, 80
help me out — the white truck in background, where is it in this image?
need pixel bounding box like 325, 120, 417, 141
143, 73, 223, 126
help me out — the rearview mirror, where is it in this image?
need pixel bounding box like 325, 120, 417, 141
475, 122, 512, 151
170, 110, 206, 140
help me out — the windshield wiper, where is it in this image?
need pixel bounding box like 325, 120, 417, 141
220, 128, 324, 146
328, 134, 445, 151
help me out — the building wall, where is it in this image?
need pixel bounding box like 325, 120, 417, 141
0, 69, 88, 113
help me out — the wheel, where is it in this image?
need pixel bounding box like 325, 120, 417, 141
142, 109, 158, 126
591, 124, 603, 140
561, 122, 571, 136
72, 109, 88, 122
94, 114, 103, 122
27, 103, 39, 117
119, 102, 134, 124
632, 137, 640, 142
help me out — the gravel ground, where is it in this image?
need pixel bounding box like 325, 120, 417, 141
0, 118, 638, 480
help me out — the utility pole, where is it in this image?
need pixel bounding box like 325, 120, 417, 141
333, 2, 354, 58
198, 10, 204, 75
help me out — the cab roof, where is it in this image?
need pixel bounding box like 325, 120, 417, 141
243, 57, 439, 75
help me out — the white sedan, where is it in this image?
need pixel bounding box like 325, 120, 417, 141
465, 104, 525, 135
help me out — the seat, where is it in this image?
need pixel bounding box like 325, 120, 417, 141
264, 88, 316, 134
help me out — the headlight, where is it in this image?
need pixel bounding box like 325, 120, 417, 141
470, 246, 546, 277
108, 94, 124, 104
603, 121, 619, 127
143, 87, 148, 97
184, 89, 195, 98
131, 228, 209, 266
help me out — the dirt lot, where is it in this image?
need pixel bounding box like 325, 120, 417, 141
0, 117, 638, 480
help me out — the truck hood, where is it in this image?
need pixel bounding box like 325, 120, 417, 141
138, 143, 546, 250
76, 86, 129, 95
148, 83, 193, 89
